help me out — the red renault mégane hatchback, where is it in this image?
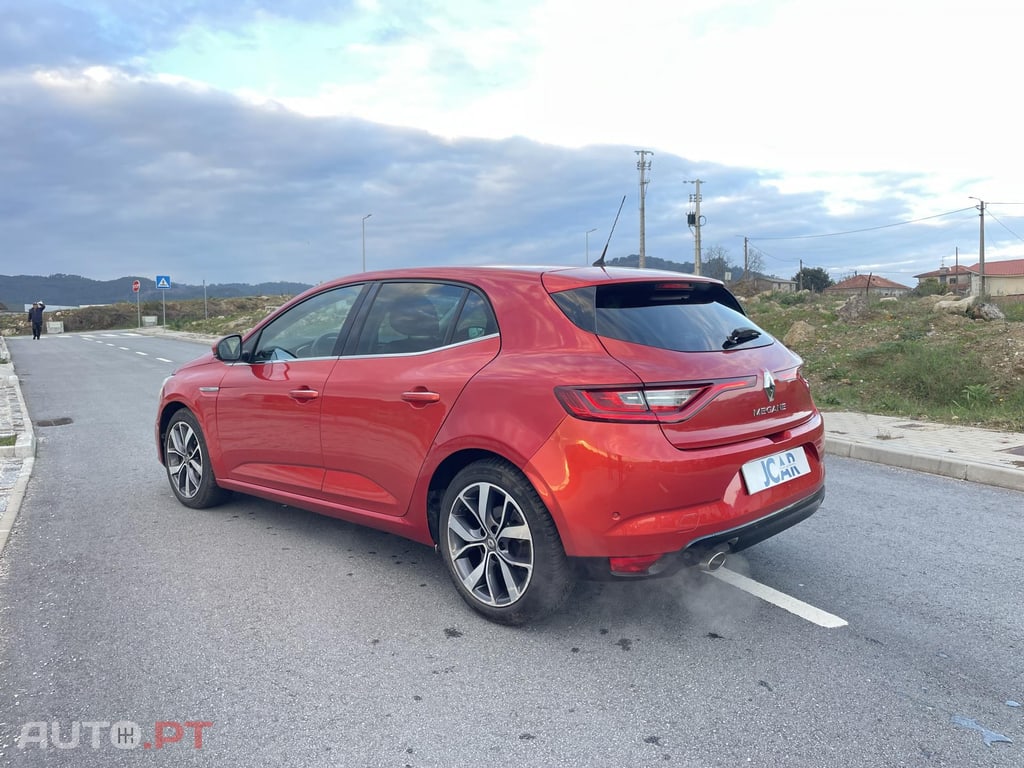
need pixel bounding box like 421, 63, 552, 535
156, 266, 825, 624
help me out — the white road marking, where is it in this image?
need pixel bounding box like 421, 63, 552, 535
711, 568, 848, 628
72, 334, 173, 361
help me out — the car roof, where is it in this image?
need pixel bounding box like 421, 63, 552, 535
313, 265, 723, 293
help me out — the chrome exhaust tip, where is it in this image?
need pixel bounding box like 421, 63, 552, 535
698, 548, 728, 572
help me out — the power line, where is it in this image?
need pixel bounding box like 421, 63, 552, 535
745, 242, 835, 278
987, 210, 1024, 243
747, 206, 975, 241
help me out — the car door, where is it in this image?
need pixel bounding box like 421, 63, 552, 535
318, 281, 499, 517
214, 284, 366, 497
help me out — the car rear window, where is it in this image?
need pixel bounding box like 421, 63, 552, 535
550, 280, 772, 353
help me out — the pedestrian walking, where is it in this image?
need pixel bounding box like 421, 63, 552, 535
27, 301, 45, 340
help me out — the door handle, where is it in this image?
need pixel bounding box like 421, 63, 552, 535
289, 388, 320, 402
402, 390, 440, 403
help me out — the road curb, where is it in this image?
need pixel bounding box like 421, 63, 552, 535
0, 456, 34, 557
0, 370, 36, 459
825, 436, 1024, 493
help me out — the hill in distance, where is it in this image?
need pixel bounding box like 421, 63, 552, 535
1, 255, 767, 310
0, 273, 313, 310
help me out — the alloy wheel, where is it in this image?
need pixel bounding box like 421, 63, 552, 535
166, 419, 204, 500
445, 481, 535, 607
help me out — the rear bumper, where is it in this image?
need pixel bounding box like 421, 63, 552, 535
526, 410, 826, 559
571, 485, 825, 580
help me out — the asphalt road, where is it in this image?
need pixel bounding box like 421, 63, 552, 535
0, 331, 1022, 767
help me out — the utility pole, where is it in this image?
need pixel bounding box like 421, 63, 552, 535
635, 150, 652, 268
968, 198, 986, 297
686, 179, 703, 275
585, 228, 597, 265
743, 236, 749, 279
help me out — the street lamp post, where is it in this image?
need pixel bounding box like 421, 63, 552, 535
585, 228, 597, 265
361, 213, 373, 272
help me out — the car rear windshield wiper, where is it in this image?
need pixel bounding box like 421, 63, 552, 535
723, 327, 762, 349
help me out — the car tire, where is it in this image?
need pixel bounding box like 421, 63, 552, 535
439, 458, 575, 625
164, 409, 230, 509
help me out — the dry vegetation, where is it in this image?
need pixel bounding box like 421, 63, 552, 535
5, 290, 1023, 430
1, 296, 289, 338
742, 291, 1024, 430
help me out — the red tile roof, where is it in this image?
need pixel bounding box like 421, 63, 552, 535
914, 265, 974, 279
825, 274, 911, 291
966, 258, 1024, 276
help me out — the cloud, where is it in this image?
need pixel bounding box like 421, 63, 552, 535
0, 0, 1021, 289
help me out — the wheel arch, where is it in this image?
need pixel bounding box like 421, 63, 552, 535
426, 449, 537, 546
156, 400, 192, 465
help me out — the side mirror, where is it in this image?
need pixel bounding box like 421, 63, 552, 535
214, 334, 243, 362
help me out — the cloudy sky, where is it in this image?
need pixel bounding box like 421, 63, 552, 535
2, 0, 1023, 288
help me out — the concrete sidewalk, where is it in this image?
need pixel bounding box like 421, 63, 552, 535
823, 411, 1024, 492
1, 332, 1023, 557
0, 335, 37, 555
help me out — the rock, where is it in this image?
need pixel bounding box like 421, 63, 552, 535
783, 320, 816, 347
967, 302, 1006, 321
837, 294, 869, 322
880, 296, 898, 302
933, 295, 977, 314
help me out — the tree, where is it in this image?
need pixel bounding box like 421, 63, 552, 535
745, 247, 765, 278
701, 245, 732, 281
792, 266, 833, 292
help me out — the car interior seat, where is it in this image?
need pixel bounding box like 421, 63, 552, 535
383, 297, 441, 353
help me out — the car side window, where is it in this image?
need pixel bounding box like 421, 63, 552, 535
355, 282, 466, 355
452, 290, 498, 342
250, 285, 364, 362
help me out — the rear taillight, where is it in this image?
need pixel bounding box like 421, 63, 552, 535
775, 365, 811, 392
555, 378, 753, 423
776, 365, 802, 382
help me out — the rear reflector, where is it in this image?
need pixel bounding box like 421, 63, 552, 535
609, 554, 664, 574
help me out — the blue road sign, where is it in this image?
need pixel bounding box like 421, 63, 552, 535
155, 275, 171, 289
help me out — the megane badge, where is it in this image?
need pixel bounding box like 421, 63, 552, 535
763, 370, 776, 403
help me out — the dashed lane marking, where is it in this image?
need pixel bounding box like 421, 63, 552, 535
75, 334, 176, 362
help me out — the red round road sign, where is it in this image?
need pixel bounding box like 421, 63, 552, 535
132, 279, 141, 293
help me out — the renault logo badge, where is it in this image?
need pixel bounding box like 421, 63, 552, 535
764, 370, 776, 403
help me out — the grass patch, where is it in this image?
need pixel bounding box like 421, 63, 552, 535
0, 434, 16, 447
998, 300, 1024, 322
746, 292, 1024, 431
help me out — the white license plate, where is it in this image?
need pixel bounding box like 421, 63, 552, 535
741, 447, 812, 494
